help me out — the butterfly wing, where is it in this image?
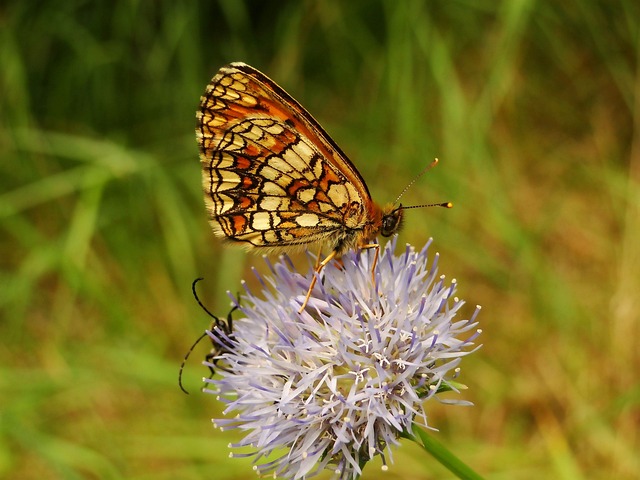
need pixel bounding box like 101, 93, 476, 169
197, 62, 379, 253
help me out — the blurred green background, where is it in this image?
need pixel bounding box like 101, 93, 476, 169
1, 1, 639, 479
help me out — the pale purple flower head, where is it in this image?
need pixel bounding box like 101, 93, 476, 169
204, 237, 481, 479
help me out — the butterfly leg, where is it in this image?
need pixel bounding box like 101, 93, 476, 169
298, 249, 338, 313
371, 243, 380, 285
312, 245, 323, 270
360, 243, 381, 286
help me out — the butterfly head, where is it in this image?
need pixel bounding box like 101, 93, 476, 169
381, 205, 404, 237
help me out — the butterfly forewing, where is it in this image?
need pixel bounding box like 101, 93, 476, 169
197, 62, 390, 255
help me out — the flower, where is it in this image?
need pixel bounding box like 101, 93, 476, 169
204, 237, 481, 479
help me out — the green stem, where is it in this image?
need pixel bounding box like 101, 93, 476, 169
402, 427, 485, 480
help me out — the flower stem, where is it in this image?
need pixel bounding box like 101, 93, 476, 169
403, 427, 484, 480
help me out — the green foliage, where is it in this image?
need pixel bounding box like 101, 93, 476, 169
2, 1, 639, 478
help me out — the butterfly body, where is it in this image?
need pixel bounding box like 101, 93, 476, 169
197, 62, 403, 257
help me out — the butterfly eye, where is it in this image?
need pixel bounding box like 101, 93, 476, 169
381, 208, 403, 237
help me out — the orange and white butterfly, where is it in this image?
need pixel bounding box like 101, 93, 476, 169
196, 62, 449, 308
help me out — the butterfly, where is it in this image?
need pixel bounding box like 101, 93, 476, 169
178, 278, 237, 395
196, 62, 450, 310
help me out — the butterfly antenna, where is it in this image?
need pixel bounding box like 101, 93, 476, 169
401, 201, 453, 210
177, 277, 217, 394
393, 158, 441, 206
